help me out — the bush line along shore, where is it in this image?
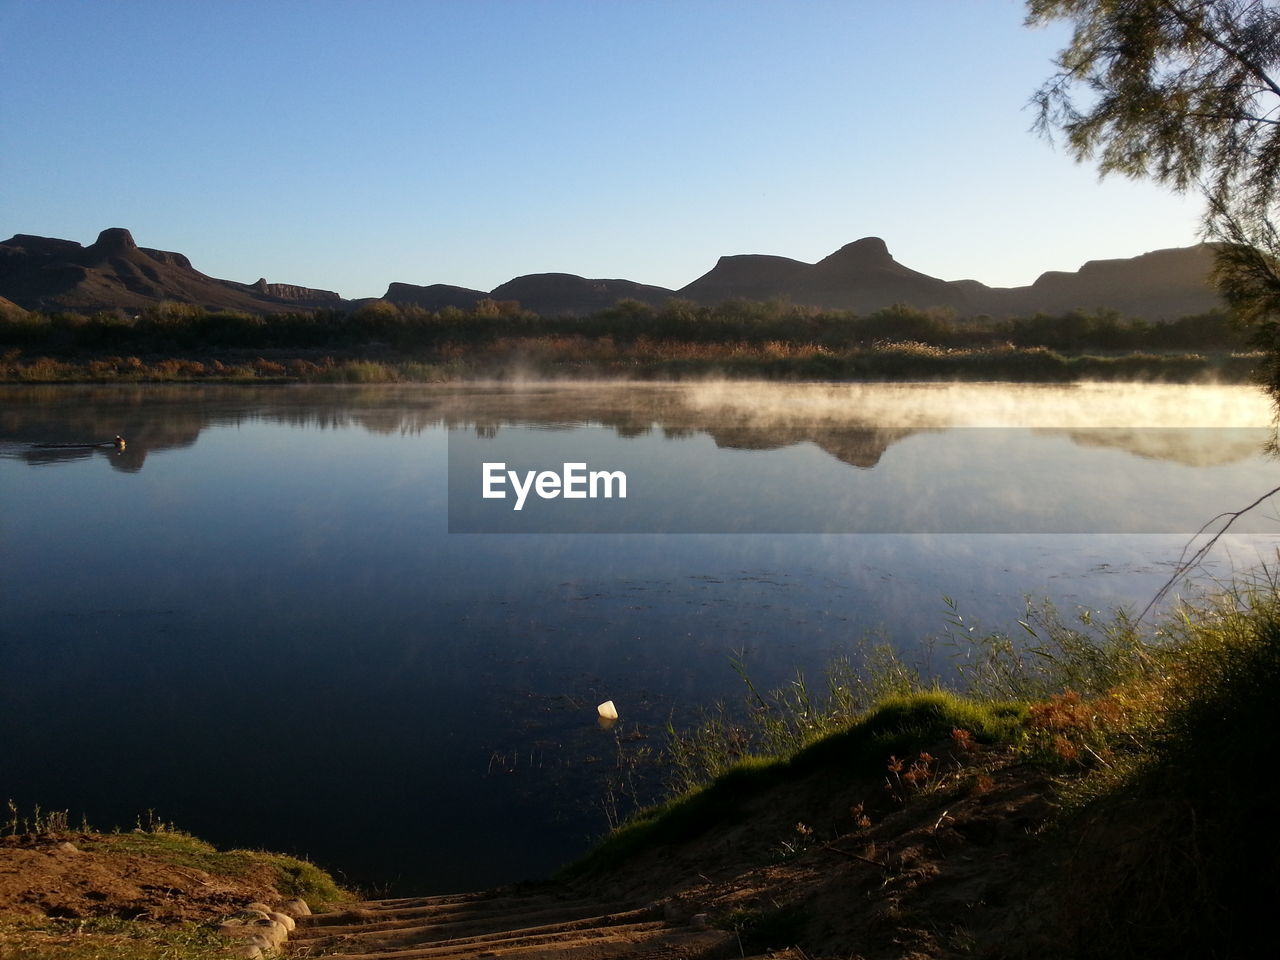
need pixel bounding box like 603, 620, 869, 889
0, 298, 1259, 383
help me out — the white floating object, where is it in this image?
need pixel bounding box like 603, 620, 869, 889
597, 700, 619, 721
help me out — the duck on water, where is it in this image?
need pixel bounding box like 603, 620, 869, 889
32, 436, 126, 450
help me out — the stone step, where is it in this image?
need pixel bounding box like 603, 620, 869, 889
303, 924, 735, 960
296, 918, 671, 957
300, 893, 613, 930
295, 905, 662, 951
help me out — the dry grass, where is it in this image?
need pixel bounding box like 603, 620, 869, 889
0, 916, 231, 960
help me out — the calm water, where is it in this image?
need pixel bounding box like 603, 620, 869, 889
1, 381, 1277, 893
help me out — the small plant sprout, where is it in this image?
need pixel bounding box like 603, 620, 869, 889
850, 802, 872, 829
951, 727, 978, 752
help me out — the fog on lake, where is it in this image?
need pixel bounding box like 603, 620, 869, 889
1, 381, 1276, 892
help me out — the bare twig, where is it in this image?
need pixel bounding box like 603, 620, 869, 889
1138, 481, 1280, 622
820, 843, 886, 868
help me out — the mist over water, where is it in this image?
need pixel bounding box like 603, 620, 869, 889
1, 381, 1277, 893
679, 380, 1274, 428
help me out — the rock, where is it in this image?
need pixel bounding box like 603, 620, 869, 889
219, 920, 287, 947
54, 841, 79, 854
266, 910, 295, 931
90, 227, 138, 255
244, 902, 274, 915
277, 898, 311, 918
229, 945, 262, 959
227, 909, 271, 923
255, 280, 342, 303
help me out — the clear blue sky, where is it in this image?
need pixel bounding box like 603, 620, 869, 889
2, 0, 1204, 300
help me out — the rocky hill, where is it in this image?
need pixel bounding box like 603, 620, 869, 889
0, 228, 1226, 321
378, 238, 1221, 320
676, 237, 1221, 321
0, 228, 346, 314
679, 237, 971, 314
383, 281, 490, 311
957, 243, 1222, 320
490, 273, 676, 315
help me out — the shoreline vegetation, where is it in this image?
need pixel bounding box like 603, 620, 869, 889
0, 812, 349, 960
6, 579, 1278, 957
0, 298, 1261, 383
568, 578, 1280, 957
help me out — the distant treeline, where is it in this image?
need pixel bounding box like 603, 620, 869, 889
0, 297, 1247, 354
2, 341, 1259, 385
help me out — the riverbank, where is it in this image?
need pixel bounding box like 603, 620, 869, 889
7, 581, 1277, 958
551, 581, 1280, 959
0, 821, 348, 959
0, 340, 1262, 384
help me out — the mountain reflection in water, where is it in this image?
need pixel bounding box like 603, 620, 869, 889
0, 381, 1276, 895
1, 381, 1271, 472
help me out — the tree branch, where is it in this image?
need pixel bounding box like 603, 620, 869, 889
1159, 0, 1280, 101
1138, 480, 1280, 622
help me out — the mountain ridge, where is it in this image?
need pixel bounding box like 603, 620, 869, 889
0, 228, 1224, 321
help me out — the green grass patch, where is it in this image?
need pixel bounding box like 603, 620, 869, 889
0, 916, 231, 960
79, 830, 348, 909
562, 691, 1024, 877
565, 575, 1280, 956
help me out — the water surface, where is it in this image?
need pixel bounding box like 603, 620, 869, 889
1, 381, 1276, 892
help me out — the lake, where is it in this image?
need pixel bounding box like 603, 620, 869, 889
1, 380, 1276, 894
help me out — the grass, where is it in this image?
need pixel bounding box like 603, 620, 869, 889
76, 830, 348, 910
0, 916, 232, 960
1037, 581, 1280, 958
1, 806, 349, 911
0, 342, 1259, 384
0, 809, 350, 960
566, 574, 1280, 958
562, 689, 1025, 877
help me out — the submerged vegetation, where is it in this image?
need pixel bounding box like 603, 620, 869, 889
0, 297, 1258, 383
569, 577, 1280, 957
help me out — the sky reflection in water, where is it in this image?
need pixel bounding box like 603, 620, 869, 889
1, 382, 1276, 893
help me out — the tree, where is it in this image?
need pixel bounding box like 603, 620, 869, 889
1028, 0, 1280, 381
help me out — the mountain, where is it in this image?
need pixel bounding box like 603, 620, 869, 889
956, 243, 1222, 320
0, 228, 1226, 321
382, 282, 488, 311
677, 237, 1220, 320
380, 273, 678, 317
679, 237, 970, 313
0, 228, 346, 314
488, 274, 675, 315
